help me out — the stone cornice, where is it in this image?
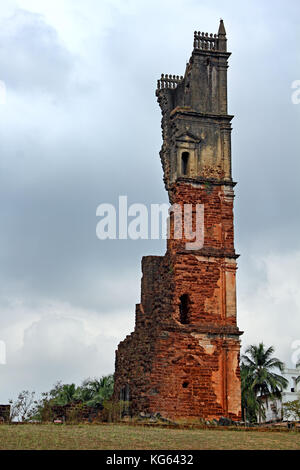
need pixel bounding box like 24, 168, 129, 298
174, 177, 237, 187
192, 49, 231, 60
170, 108, 234, 121
176, 248, 240, 260
160, 324, 243, 337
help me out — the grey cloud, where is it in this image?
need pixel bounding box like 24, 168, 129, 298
0, 9, 73, 95
0, 312, 119, 401
0, 0, 300, 402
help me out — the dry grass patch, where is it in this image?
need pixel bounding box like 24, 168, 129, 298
0, 424, 299, 450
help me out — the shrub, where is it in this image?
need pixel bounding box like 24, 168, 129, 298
101, 400, 130, 422
283, 399, 300, 421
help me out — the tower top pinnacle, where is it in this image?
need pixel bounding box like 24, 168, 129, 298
218, 19, 226, 36
191, 20, 228, 53
156, 20, 232, 190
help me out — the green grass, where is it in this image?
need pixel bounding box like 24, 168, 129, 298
0, 424, 299, 450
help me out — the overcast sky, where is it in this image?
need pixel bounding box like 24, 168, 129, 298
0, 0, 300, 403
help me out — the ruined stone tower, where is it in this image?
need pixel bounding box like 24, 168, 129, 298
114, 20, 242, 420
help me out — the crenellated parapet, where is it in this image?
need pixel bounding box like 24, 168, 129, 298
157, 74, 184, 91
193, 31, 218, 51
193, 19, 227, 52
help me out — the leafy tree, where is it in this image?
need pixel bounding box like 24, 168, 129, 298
28, 382, 80, 422
241, 343, 288, 424
283, 399, 300, 421
9, 390, 36, 422
11, 375, 115, 423
29, 390, 62, 423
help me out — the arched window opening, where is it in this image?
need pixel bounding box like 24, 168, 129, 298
181, 152, 189, 176
179, 294, 190, 324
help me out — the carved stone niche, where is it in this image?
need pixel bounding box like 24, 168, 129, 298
174, 132, 201, 182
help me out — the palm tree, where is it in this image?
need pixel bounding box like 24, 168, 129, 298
50, 382, 78, 406
76, 375, 114, 407
240, 363, 260, 423
241, 343, 288, 424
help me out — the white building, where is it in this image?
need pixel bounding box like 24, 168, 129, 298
261, 367, 300, 422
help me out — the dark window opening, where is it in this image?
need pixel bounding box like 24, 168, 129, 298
125, 384, 130, 402
179, 294, 190, 324
120, 384, 130, 416
291, 388, 295, 393
120, 386, 126, 401
120, 384, 130, 402
182, 382, 189, 388
181, 152, 189, 176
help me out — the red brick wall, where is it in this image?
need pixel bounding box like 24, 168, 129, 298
114, 165, 241, 422
114, 195, 242, 420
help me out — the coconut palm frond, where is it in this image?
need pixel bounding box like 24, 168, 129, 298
241, 343, 287, 423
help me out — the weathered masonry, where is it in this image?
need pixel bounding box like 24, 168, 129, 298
0, 405, 10, 423
114, 20, 242, 420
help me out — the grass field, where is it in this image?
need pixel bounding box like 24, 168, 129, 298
0, 424, 299, 450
